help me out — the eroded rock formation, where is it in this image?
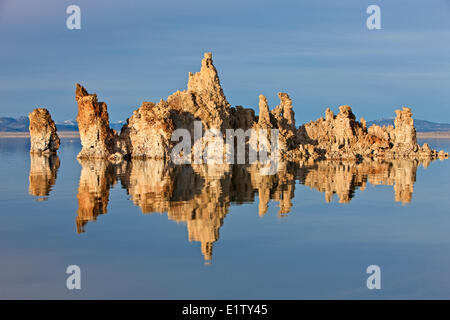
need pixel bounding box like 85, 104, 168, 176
29, 108, 60, 154
72, 52, 447, 163
74, 53, 296, 163
120, 101, 174, 160
288, 105, 448, 161
75, 84, 122, 161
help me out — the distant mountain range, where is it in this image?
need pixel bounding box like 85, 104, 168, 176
0, 117, 124, 132
1, 116, 450, 133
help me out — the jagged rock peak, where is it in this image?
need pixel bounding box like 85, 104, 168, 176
360, 117, 367, 130
28, 108, 60, 154
187, 52, 230, 109
394, 106, 416, 148
337, 105, 356, 120
122, 100, 175, 160
75, 83, 89, 100
278, 92, 295, 128
325, 108, 334, 121
258, 94, 271, 125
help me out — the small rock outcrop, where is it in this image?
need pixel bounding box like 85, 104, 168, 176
120, 101, 174, 160
29, 108, 60, 154
393, 107, 417, 150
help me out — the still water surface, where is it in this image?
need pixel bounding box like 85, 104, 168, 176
1, 138, 450, 299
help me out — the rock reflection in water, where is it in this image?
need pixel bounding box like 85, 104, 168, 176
75, 159, 126, 233
28, 154, 60, 200
303, 159, 420, 204
74, 158, 427, 261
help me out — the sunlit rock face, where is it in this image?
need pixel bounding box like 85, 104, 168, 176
290, 105, 448, 161
71, 53, 298, 163
165, 53, 234, 162
71, 53, 448, 163
75, 84, 122, 161
121, 101, 174, 160
28, 154, 60, 199
250, 93, 298, 155
185, 52, 231, 129
28, 108, 60, 154
394, 107, 417, 149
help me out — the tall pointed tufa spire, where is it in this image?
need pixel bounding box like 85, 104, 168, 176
187, 52, 230, 110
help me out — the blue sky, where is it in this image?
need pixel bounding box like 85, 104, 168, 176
1, 0, 450, 124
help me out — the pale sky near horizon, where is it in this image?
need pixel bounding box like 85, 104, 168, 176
1, 0, 450, 124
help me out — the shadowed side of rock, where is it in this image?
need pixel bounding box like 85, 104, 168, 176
29, 108, 60, 154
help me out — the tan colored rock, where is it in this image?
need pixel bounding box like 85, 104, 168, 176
368, 124, 392, 141
251, 93, 297, 157
271, 93, 296, 143
258, 95, 271, 127
360, 117, 367, 131
334, 105, 357, 146
29, 108, 60, 154
167, 52, 231, 131
394, 107, 417, 149
75, 84, 120, 160
121, 101, 174, 159
288, 105, 444, 162
71, 53, 447, 164
187, 52, 230, 112
325, 108, 334, 121
278, 92, 295, 130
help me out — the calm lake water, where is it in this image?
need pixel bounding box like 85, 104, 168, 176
1, 137, 450, 299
